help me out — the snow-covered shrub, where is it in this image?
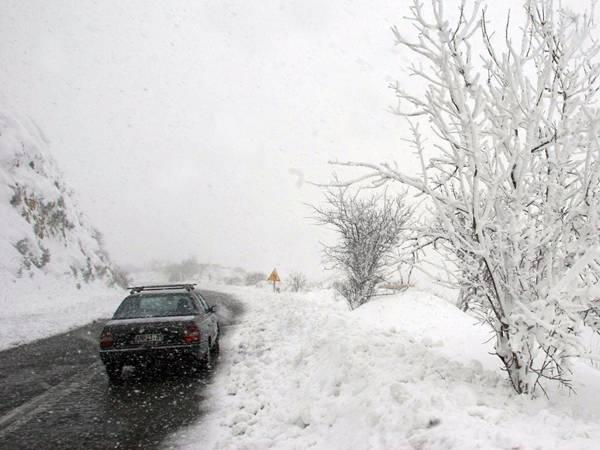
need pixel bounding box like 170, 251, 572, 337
313, 188, 412, 309
334, 0, 600, 394
288, 272, 308, 292
14, 238, 50, 272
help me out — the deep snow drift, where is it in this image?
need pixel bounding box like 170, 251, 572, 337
168, 286, 600, 449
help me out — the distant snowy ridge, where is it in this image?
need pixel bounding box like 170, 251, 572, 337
130, 262, 262, 288
0, 104, 125, 286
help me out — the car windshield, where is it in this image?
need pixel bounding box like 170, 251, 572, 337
113, 294, 197, 319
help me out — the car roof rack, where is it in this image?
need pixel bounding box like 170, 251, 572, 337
128, 283, 197, 294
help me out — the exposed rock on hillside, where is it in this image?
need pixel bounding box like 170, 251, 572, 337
0, 105, 126, 286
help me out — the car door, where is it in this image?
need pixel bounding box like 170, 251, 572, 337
193, 293, 218, 343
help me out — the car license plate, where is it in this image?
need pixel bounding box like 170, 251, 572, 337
134, 333, 163, 344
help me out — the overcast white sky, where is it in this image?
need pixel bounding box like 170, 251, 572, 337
0, 0, 586, 279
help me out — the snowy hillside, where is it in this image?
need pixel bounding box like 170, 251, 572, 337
0, 104, 126, 349
169, 286, 600, 449
0, 105, 124, 286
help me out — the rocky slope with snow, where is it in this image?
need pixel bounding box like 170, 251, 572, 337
0, 104, 126, 349
0, 104, 125, 287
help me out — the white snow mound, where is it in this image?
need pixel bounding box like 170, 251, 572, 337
169, 286, 600, 450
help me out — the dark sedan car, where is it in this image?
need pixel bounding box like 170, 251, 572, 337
99, 284, 220, 383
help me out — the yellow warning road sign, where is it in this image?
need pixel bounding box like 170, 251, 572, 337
267, 269, 281, 283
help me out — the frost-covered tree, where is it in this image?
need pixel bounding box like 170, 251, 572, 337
334, 0, 600, 394
288, 272, 308, 292
313, 188, 412, 309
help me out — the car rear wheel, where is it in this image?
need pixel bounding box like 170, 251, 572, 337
188, 354, 208, 377
105, 363, 124, 385
205, 337, 215, 369
213, 327, 220, 354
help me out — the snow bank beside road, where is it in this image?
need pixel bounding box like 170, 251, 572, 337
170, 286, 600, 449
0, 275, 122, 350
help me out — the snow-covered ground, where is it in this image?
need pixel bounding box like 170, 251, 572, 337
0, 274, 123, 350
168, 285, 600, 450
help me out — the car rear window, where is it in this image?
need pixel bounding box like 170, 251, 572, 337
113, 294, 198, 319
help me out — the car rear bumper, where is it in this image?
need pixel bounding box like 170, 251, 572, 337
99, 344, 204, 366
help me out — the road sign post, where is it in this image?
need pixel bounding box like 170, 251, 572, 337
267, 269, 281, 292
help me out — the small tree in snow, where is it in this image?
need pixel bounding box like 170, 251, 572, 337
313, 188, 412, 309
334, 0, 600, 394
288, 272, 308, 292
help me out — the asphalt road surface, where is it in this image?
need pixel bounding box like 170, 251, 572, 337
0, 290, 243, 450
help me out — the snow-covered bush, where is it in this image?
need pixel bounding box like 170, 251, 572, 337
313, 188, 412, 309
334, 0, 600, 394
288, 272, 308, 292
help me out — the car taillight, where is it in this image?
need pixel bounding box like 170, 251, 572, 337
183, 323, 200, 344
100, 329, 113, 349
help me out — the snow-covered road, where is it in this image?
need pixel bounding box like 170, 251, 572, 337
169, 286, 600, 450
0, 290, 244, 449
